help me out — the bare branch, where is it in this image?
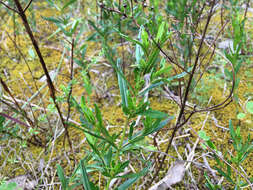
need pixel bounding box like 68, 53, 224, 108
23, 0, 34, 12
0, 1, 19, 13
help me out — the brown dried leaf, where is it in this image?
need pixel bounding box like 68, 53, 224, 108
149, 160, 186, 190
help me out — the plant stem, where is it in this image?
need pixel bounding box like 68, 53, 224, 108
116, 117, 129, 161
105, 178, 112, 190
106, 117, 130, 190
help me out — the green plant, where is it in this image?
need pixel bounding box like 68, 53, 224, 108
0, 0, 252, 189
246, 101, 253, 114
66, 91, 172, 189
0, 182, 21, 190
199, 120, 253, 189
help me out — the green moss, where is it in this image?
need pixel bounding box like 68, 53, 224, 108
0, 1, 252, 189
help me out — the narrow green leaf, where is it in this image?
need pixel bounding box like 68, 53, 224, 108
88, 20, 104, 37
45, 0, 61, 10
61, 0, 77, 11
139, 109, 167, 119
142, 117, 173, 136
156, 21, 166, 42
206, 140, 217, 151
70, 123, 118, 150
136, 27, 144, 65
94, 104, 112, 141
85, 132, 95, 145
47, 27, 62, 39
80, 96, 86, 111
114, 29, 147, 55
154, 65, 172, 78
56, 23, 71, 36
204, 172, 215, 190
144, 46, 160, 73
215, 167, 234, 184
86, 138, 104, 165
141, 27, 149, 49
70, 19, 79, 35
229, 120, 236, 140
104, 147, 113, 167
235, 126, 240, 137
41, 16, 62, 24
0, 115, 5, 125
115, 160, 130, 175
117, 59, 128, 112
116, 162, 150, 190
56, 164, 67, 190
80, 160, 92, 190
165, 69, 190, 82
128, 122, 134, 140
117, 177, 138, 190
124, 135, 144, 146
139, 81, 164, 96
134, 101, 149, 115
139, 68, 190, 96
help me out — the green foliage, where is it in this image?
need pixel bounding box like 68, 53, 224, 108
56, 161, 98, 190
0, 116, 5, 132
228, 120, 253, 166
67, 75, 171, 189
246, 101, 253, 114
199, 120, 253, 189
0, 0, 252, 189
0, 182, 20, 190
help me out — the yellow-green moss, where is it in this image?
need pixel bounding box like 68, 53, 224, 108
0, 2, 253, 189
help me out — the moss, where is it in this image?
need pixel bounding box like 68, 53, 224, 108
0, 1, 253, 189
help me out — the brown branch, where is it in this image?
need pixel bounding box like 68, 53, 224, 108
5, 30, 53, 133
23, 0, 34, 12
0, 1, 19, 13
148, 0, 217, 185
66, 39, 75, 123
0, 112, 29, 128
243, 0, 250, 20
145, 29, 191, 74
0, 78, 34, 128
192, 21, 229, 92
0, 128, 43, 147
195, 48, 236, 113
13, 0, 73, 150
98, 2, 127, 18
98, 1, 140, 28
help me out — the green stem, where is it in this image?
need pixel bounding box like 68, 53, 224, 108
106, 117, 129, 190
105, 178, 112, 190
106, 117, 130, 190
116, 117, 129, 161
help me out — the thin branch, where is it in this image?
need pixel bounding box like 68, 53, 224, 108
23, 0, 34, 12
0, 1, 19, 13
5, 30, 53, 133
98, 2, 127, 18
148, 0, 217, 185
0, 78, 34, 127
66, 38, 75, 123
0, 112, 30, 128
145, 29, 191, 74
13, 0, 73, 151
243, 0, 250, 20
